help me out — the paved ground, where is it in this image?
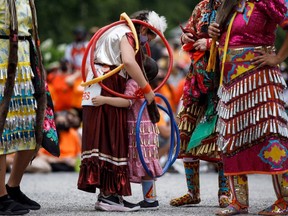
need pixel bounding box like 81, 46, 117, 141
17, 161, 276, 216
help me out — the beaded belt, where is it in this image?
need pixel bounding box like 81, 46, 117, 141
219, 45, 275, 58
219, 46, 276, 84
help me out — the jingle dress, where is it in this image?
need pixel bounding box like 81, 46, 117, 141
0, 0, 38, 155
216, 0, 288, 175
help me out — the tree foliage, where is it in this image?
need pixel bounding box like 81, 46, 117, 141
36, 0, 287, 66
36, 0, 197, 44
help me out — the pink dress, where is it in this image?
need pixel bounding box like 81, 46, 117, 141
125, 79, 163, 183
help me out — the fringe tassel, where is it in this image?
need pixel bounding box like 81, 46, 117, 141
217, 68, 288, 153
186, 136, 221, 161
218, 69, 286, 104
217, 119, 288, 152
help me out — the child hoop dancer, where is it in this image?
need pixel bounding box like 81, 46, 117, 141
92, 56, 163, 210
79, 10, 167, 212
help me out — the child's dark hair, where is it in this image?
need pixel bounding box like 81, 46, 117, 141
130, 10, 156, 37
129, 10, 149, 34
143, 56, 158, 82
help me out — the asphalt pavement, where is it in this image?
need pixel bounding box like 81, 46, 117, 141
18, 161, 275, 216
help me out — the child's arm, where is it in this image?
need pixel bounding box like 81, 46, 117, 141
120, 36, 154, 104
92, 95, 130, 108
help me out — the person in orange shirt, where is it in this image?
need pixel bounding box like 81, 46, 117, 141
70, 75, 84, 110
47, 59, 74, 112
154, 49, 186, 116
28, 111, 81, 172
42, 111, 81, 172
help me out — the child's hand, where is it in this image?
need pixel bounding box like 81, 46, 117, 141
92, 96, 106, 106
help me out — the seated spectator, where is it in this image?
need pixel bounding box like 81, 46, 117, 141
47, 59, 74, 112
26, 111, 81, 172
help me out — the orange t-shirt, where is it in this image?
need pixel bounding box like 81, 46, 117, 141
71, 76, 84, 109
174, 78, 185, 105
156, 83, 180, 113
47, 73, 74, 112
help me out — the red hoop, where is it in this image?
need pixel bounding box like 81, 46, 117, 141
81, 19, 173, 99
145, 42, 151, 57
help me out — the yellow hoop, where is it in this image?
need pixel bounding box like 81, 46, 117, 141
81, 12, 138, 87
120, 12, 139, 53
